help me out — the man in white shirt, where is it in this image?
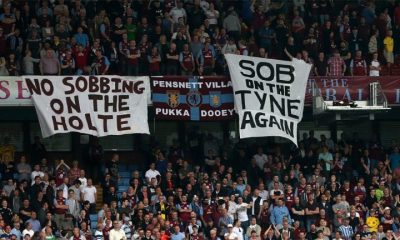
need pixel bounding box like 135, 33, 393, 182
258, 183, 269, 201
236, 197, 250, 227
81, 178, 97, 214
251, 189, 263, 217
145, 163, 161, 184
169, 1, 187, 24
110, 221, 127, 240
225, 224, 239, 240
253, 147, 268, 170
22, 223, 34, 238
31, 164, 44, 184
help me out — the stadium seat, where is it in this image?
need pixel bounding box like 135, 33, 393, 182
391, 65, 400, 75
127, 164, 139, 171
119, 178, 130, 186
119, 172, 130, 178
89, 214, 98, 222
380, 65, 390, 76
119, 164, 128, 171
91, 221, 98, 229
118, 186, 128, 193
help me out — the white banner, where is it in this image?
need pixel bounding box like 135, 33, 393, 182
23, 75, 150, 138
225, 54, 311, 145
0, 77, 32, 106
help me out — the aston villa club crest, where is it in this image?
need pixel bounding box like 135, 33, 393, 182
209, 92, 222, 108
186, 90, 202, 107
167, 90, 180, 108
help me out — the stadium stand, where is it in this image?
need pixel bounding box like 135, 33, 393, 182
1, 0, 400, 240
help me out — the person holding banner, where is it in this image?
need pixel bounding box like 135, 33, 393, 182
179, 43, 195, 75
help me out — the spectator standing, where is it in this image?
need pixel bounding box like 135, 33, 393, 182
368, 30, 379, 56
81, 178, 97, 214
54, 189, 68, 229
350, 50, 367, 76
39, 50, 60, 75
246, 217, 262, 239
270, 199, 291, 227
92, 49, 110, 75
126, 40, 140, 76
166, 42, 179, 75
223, 8, 241, 41
339, 218, 354, 240
328, 50, 346, 76
179, 43, 195, 75
148, 46, 161, 75
258, 20, 275, 54
369, 52, 381, 76
170, 1, 187, 25
314, 52, 328, 76
384, 30, 394, 69
22, 50, 40, 75
0, 56, 8, 75
198, 41, 215, 75
109, 221, 126, 240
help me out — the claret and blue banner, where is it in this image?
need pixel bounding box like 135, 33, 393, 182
151, 76, 235, 121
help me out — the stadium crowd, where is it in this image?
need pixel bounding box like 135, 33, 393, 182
0, 0, 399, 76
1, 0, 400, 239
1, 130, 400, 240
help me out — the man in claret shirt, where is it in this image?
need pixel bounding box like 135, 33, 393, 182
72, 44, 89, 75
179, 43, 195, 75
350, 50, 367, 76
197, 41, 216, 76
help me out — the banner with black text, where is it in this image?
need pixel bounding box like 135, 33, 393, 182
225, 54, 311, 145
23, 75, 150, 138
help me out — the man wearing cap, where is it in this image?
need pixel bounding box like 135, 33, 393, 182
381, 207, 394, 232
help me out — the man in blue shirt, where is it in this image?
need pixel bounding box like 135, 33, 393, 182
171, 225, 185, 240
10, 222, 22, 240
390, 147, 400, 170
74, 27, 89, 48
270, 199, 292, 226
26, 211, 41, 232
258, 20, 276, 53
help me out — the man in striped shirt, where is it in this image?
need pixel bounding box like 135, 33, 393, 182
121, 217, 132, 239
338, 218, 354, 240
